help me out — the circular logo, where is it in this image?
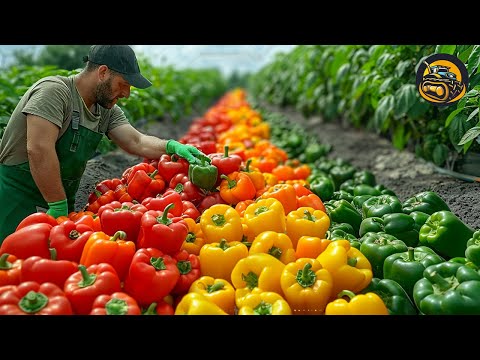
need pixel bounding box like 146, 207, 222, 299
416, 53, 468, 106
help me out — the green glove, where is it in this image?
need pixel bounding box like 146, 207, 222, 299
46, 199, 68, 218
166, 140, 210, 165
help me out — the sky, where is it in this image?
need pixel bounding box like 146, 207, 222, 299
0, 45, 297, 75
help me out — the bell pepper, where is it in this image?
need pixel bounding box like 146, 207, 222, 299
98, 201, 147, 244
410, 211, 430, 230
331, 190, 354, 202
90, 292, 142, 315
263, 172, 278, 188
157, 154, 189, 183
208, 145, 242, 182
181, 218, 205, 255
329, 222, 355, 235
143, 300, 175, 315
49, 220, 93, 263
64, 263, 122, 315
171, 249, 201, 296
243, 198, 286, 238
122, 162, 156, 184
359, 232, 408, 278
182, 200, 201, 221
402, 190, 450, 215
295, 236, 331, 259
187, 155, 218, 191
87, 178, 123, 205
352, 184, 381, 196
249, 230, 296, 265
137, 204, 189, 255
174, 292, 228, 315
197, 190, 228, 213
329, 164, 356, 190
20, 249, 78, 289
286, 207, 330, 249
235, 199, 256, 217
241, 159, 265, 192
86, 189, 116, 214
419, 210, 475, 259
328, 230, 361, 250
308, 176, 335, 202
352, 170, 376, 186
231, 253, 286, 296
361, 277, 417, 315
272, 164, 295, 182
383, 246, 445, 299
199, 239, 249, 281
465, 231, 480, 266
0, 223, 52, 260
80, 231, 136, 281
237, 291, 292, 315
200, 204, 243, 243
325, 289, 389, 315
359, 213, 420, 247
374, 184, 396, 196
123, 247, 180, 307
362, 195, 403, 218
280, 258, 333, 314
260, 183, 297, 215
15, 212, 58, 231
0, 253, 22, 286
219, 172, 256, 205
114, 184, 133, 203
169, 173, 205, 205
141, 188, 183, 217
127, 169, 166, 202
317, 239, 373, 298
324, 199, 362, 236
351, 195, 373, 213
413, 261, 480, 315
250, 156, 277, 173
189, 275, 236, 315
0, 281, 73, 315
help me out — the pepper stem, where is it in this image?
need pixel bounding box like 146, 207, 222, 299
177, 260, 192, 275
268, 246, 283, 259
220, 174, 236, 189
429, 271, 453, 291
207, 281, 225, 293
0, 253, 13, 270
303, 210, 316, 222
337, 290, 356, 301
218, 238, 229, 250
157, 203, 174, 226
407, 247, 415, 262
49, 248, 57, 260
150, 256, 167, 270
110, 231, 127, 241
19, 291, 49, 313
254, 300, 273, 315
212, 214, 226, 227
77, 264, 97, 288
105, 297, 128, 315
143, 302, 158, 315
224, 145, 229, 158
242, 271, 259, 290
296, 262, 316, 288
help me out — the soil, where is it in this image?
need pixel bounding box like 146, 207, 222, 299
76, 104, 480, 231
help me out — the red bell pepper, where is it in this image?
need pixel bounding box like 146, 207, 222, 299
169, 173, 205, 204
197, 191, 227, 214
0, 253, 22, 286
0, 223, 52, 259
141, 188, 183, 217
157, 154, 189, 183
16, 212, 58, 231
137, 204, 189, 255
89, 292, 142, 315
114, 184, 134, 203
122, 163, 156, 184
86, 189, 116, 214
208, 145, 243, 184
193, 140, 217, 155
49, 220, 93, 263
20, 249, 78, 289
0, 281, 73, 315
64, 263, 122, 315
182, 200, 201, 221
143, 300, 175, 315
171, 249, 201, 296
87, 178, 123, 205
98, 201, 148, 243
123, 247, 180, 307
127, 169, 166, 202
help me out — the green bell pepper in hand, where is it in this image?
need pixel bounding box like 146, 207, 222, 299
413, 261, 480, 315
419, 210, 475, 259
402, 191, 450, 215
465, 230, 480, 266
362, 277, 417, 315
188, 156, 218, 191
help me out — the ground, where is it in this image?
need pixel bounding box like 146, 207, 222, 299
76, 105, 480, 231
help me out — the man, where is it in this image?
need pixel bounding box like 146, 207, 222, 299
0, 45, 208, 243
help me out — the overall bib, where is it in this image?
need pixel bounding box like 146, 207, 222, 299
0, 77, 109, 244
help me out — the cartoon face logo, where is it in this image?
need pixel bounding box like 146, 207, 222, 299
416, 53, 468, 106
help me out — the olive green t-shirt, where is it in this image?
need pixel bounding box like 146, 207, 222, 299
0, 75, 130, 165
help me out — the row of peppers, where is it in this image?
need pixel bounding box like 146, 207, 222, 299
1, 88, 479, 314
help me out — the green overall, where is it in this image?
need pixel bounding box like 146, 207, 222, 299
0, 77, 109, 244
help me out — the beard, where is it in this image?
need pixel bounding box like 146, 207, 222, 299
95, 77, 117, 109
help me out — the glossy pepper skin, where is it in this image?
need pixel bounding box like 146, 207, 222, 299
249, 231, 296, 265
383, 246, 445, 299
169, 173, 205, 205
419, 210, 475, 259
49, 220, 93, 263
413, 261, 480, 315
157, 154, 189, 183
188, 155, 218, 191
260, 183, 298, 215
199, 239, 249, 281
171, 249, 201, 296
98, 201, 147, 244
359, 213, 420, 247
317, 240, 372, 298
281, 258, 333, 314
0, 254, 22, 286
286, 207, 330, 249
295, 236, 331, 259
325, 290, 389, 315
359, 232, 408, 278
219, 172, 257, 205
189, 276, 236, 315
141, 189, 183, 217
200, 204, 243, 243
324, 199, 362, 237
362, 195, 403, 219
243, 198, 286, 238
237, 291, 292, 315
402, 190, 450, 215
90, 292, 142, 315
175, 292, 228, 315
208, 145, 242, 184
181, 218, 205, 256
465, 231, 480, 266
362, 277, 417, 315
0, 281, 73, 315
308, 176, 335, 202
0, 223, 52, 260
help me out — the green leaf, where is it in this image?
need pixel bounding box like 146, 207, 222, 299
458, 45, 473, 63
448, 112, 473, 152
445, 107, 464, 127
379, 77, 396, 94
467, 45, 480, 76
435, 45, 456, 55
458, 126, 480, 145
392, 123, 408, 149
466, 107, 479, 122
373, 95, 395, 130
432, 143, 449, 165
394, 84, 417, 117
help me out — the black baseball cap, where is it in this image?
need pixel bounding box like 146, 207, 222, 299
83, 45, 152, 89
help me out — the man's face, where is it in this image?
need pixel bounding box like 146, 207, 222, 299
95, 71, 131, 109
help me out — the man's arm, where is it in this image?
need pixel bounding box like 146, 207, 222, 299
26, 114, 66, 202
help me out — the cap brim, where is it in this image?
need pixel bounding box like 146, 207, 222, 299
122, 73, 152, 89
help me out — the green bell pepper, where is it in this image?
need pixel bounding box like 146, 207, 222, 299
362, 278, 417, 315
308, 176, 335, 202
410, 211, 430, 230
413, 261, 480, 315
331, 190, 354, 202
402, 191, 450, 215
359, 217, 384, 236
329, 222, 356, 235
419, 210, 475, 259
188, 156, 218, 190
351, 195, 373, 213
359, 213, 420, 247
353, 170, 376, 187
359, 232, 408, 278
374, 184, 396, 197
329, 230, 361, 250
362, 195, 403, 218
339, 179, 355, 194
329, 164, 356, 191
449, 257, 478, 270
465, 230, 480, 266
304, 142, 329, 163
353, 184, 381, 197
325, 199, 363, 236
383, 246, 445, 299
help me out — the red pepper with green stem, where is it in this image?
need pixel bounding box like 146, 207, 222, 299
143, 300, 175, 315
171, 249, 201, 296
208, 145, 242, 186
169, 173, 205, 205
98, 201, 148, 243
141, 188, 183, 217
157, 154, 189, 183
89, 292, 142, 315
0, 253, 22, 286
127, 169, 166, 202
49, 220, 93, 263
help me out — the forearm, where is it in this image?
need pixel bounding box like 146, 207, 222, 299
28, 148, 66, 203
126, 134, 169, 160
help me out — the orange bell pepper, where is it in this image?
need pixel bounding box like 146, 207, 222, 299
249, 156, 277, 174
325, 290, 389, 315
235, 199, 256, 217
260, 183, 297, 215
249, 231, 296, 265
286, 207, 330, 249
241, 159, 265, 192
200, 204, 244, 243
243, 198, 286, 238
295, 236, 331, 259
0, 253, 22, 286
189, 275, 236, 315
272, 165, 296, 182
199, 239, 249, 281
181, 218, 205, 255
219, 172, 256, 205
292, 183, 326, 213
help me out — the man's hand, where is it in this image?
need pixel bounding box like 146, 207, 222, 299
166, 140, 211, 165
46, 199, 68, 218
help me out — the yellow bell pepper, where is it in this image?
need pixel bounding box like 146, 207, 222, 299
317, 240, 373, 298
181, 218, 205, 255
231, 253, 285, 296
286, 207, 330, 249
199, 239, 249, 281
263, 173, 279, 188
175, 292, 228, 315
243, 198, 286, 237
280, 258, 333, 314
241, 220, 256, 244
249, 230, 296, 265
237, 291, 291, 315
235, 287, 264, 309
200, 204, 243, 243
325, 290, 389, 315
188, 276, 236, 315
